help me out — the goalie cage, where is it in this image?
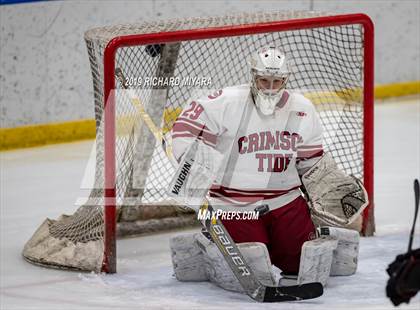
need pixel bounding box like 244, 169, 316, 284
22, 11, 374, 273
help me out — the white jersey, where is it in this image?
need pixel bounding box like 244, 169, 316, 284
171, 84, 324, 211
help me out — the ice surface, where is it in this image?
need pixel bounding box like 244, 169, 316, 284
1, 96, 419, 309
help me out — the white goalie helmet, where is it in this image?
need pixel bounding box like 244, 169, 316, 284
250, 47, 291, 115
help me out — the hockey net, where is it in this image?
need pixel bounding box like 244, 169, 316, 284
22, 11, 374, 273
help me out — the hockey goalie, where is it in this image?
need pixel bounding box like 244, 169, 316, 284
168, 47, 369, 292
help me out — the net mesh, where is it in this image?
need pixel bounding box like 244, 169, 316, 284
22, 11, 367, 272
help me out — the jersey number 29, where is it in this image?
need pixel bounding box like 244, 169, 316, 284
182, 101, 204, 120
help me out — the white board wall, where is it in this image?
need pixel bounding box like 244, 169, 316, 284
1, 0, 419, 127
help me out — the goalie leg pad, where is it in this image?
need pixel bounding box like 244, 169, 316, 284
170, 232, 276, 293
318, 226, 360, 276
195, 232, 276, 292
170, 233, 208, 281
297, 237, 338, 287
279, 272, 298, 287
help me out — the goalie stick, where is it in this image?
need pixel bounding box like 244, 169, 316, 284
115, 66, 323, 302
408, 179, 419, 252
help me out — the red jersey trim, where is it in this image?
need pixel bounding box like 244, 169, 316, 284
297, 149, 324, 160
297, 144, 323, 150
172, 133, 216, 148
172, 122, 217, 145
176, 116, 211, 131
209, 185, 300, 204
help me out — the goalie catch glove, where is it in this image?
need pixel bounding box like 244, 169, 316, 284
301, 153, 369, 228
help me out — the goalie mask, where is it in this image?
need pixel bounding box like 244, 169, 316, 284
250, 47, 291, 115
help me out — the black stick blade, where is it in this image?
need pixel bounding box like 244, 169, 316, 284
263, 282, 323, 302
